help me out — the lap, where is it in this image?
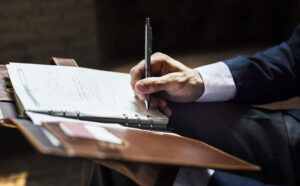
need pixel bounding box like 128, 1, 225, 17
0, 127, 84, 186
168, 102, 299, 186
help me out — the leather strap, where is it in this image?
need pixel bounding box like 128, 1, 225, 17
50, 57, 78, 67
0, 65, 14, 101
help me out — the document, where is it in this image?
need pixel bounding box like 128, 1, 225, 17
26, 111, 178, 136
26, 111, 125, 128
7, 63, 168, 129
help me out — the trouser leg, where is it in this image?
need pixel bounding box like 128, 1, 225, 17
83, 164, 138, 186
168, 102, 298, 185
282, 114, 300, 184
81, 160, 104, 186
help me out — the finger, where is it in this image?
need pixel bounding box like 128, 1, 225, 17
151, 52, 188, 75
150, 96, 160, 107
149, 96, 172, 117
150, 53, 175, 76
130, 60, 145, 90
158, 97, 167, 107
158, 105, 172, 117
145, 52, 177, 76
157, 98, 171, 116
149, 95, 165, 107
131, 52, 180, 99
130, 60, 146, 99
135, 72, 183, 94
130, 52, 167, 89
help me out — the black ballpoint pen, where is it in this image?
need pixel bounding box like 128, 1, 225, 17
145, 18, 152, 111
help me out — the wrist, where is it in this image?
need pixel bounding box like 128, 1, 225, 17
192, 69, 204, 100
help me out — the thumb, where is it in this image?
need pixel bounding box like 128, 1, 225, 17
135, 73, 177, 94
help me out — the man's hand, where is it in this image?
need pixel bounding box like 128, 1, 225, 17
130, 52, 204, 116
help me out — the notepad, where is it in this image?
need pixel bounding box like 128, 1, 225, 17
7, 63, 169, 129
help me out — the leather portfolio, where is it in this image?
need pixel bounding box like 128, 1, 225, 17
0, 58, 260, 186
10, 118, 259, 171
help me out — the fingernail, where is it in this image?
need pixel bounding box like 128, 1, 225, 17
150, 101, 157, 107
165, 108, 172, 117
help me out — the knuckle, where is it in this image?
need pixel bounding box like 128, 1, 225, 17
146, 80, 160, 91
130, 66, 143, 76
130, 66, 137, 74
130, 67, 135, 73
173, 77, 185, 89
174, 83, 183, 90
149, 81, 157, 90
152, 52, 167, 59
153, 52, 163, 56
154, 82, 162, 90
169, 73, 179, 80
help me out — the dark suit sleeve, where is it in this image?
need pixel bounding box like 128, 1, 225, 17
224, 24, 300, 104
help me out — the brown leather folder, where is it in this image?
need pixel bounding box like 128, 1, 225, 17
0, 65, 14, 102
41, 121, 259, 170
7, 116, 259, 171
9, 117, 260, 186
0, 58, 260, 186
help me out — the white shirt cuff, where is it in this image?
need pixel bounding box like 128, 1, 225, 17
173, 167, 215, 186
195, 62, 236, 102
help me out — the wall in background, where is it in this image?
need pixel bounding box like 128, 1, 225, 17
0, 0, 99, 68
96, 0, 300, 68
0, 1, 299, 69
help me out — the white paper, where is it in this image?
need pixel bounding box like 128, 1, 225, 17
27, 111, 126, 148
26, 111, 125, 129
7, 63, 168, 124
26, 111, 177, 136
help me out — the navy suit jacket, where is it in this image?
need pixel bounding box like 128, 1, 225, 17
224, 24, 300, 120
224, 24, 300, 105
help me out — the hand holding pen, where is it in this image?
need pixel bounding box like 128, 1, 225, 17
130, 21, 204, 117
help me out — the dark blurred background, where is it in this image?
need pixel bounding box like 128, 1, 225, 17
1, 1, 300, 185
0, 0, 299, 70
